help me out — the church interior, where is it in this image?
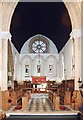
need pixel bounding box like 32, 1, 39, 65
0, 0, 83, 120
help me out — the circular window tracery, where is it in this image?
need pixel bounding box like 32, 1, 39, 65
32, 40, 47, 53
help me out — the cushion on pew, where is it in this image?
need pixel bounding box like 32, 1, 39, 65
15, 105, 22, 110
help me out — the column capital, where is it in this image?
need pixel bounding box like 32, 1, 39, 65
0, 31, 12, 40
70, 29, 81, 39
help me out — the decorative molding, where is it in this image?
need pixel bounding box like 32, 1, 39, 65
70, 29, 81, 38
0, 31, 11, 40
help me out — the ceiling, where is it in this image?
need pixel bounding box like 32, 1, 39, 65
10, 2, 72, 53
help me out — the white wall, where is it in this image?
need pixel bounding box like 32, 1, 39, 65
59, 38, 73, 80
32, 55, 45, 76
19, 54, 59, 81
45, 55, 57, 80
10, 36, 74, 83
9, 36, 76, 84
11, 42, 20, 80
17, 34, 59, 81
19, 55, 32, 81
59, 52, 63, 80
20, 34, 58, 54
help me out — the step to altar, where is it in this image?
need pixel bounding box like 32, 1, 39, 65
31, 93, 48, 98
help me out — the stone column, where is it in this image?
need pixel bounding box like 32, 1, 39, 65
0, 31, 11, 91
81, 2, 83, 85
81, 28, 83, 86
70, 30, 81, 90
0, 31, 2, 90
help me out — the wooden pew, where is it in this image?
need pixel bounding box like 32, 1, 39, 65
71, 90, 83, 110
2, 90, 12, 110
64, 90, 71, 106
10, 90, 17, 105
48, 91, 60, 110
75, 91, 83, 110
22, 96, 28, 110
53, 94, 60, 110
22, 92, 31, 110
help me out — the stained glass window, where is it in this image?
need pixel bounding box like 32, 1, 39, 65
32, 40, 46, 53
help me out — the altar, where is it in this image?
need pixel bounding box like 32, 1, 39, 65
32, 76, 47, 92
32, 76, 46, 83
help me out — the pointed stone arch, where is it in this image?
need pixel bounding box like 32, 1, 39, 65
0, 0, 81, 31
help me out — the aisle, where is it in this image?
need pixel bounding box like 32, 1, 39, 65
6, 94, 80, 120
28, 97, 54, 112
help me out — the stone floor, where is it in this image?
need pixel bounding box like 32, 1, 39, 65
28, 98, 54, 112
1, 93, 80, 120
7, 93, 74, 113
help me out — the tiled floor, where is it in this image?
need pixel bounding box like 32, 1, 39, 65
28, 98, 54, 112
3, 93, 80, 120
6, 93, 74, 113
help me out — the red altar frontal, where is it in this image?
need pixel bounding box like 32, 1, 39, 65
32, 76, 46, 84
